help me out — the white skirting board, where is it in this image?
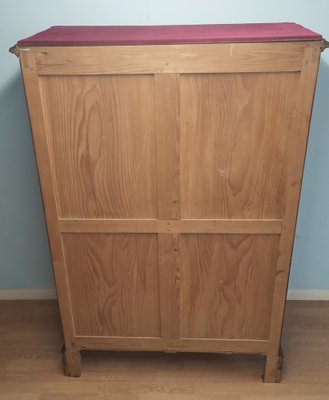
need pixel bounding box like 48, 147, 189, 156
0, 288, 329, 300
0, 289, 57, 300
287, 289, 329, 301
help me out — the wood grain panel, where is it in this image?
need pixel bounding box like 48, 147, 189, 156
33, 42, 307, 75
63, 233, 160, 337
40, 75, 157, 218
180, 234, 279, 340
180, 72, 299, 219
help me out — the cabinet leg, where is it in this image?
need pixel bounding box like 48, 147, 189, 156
63, 344, 82, 377
262, 347, 284, 383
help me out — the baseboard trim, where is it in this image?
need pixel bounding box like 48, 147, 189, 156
0, 288, 328, 301
287, 289, 329, 301
0, 289, 57, 300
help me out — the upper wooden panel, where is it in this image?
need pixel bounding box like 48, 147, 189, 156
180, 72, 299, 219
63, 233, 160, 337
40, 75, 157, 218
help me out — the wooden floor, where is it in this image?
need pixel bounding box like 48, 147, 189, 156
0, 300, 329, 399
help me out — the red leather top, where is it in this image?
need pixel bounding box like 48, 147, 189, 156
17, 23, 322, 46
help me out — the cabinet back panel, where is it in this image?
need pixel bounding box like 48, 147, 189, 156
16, 36, 322, 381
180, 72, 299, 219
180, 234, 279, 340
40, 75, 157, 219
63, 233, 160, 337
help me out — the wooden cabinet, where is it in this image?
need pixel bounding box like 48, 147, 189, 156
12, 23, 327, 382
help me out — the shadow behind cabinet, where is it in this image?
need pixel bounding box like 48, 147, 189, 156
12, 23, 327, 382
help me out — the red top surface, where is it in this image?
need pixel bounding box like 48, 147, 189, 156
17, 23, 322, 47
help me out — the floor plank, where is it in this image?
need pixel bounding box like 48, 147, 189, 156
0, 300, 328, 399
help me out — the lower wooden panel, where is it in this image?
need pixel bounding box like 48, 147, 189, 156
62, 233, 160, 337
74, 336, 268, 354
180, 234, 280, 340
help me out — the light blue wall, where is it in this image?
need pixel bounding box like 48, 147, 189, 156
0, 1, 328, 289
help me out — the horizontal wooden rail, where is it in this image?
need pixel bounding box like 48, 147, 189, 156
74, 336, 269, 354
31, 42, 309, 75
58, 218, 282, 234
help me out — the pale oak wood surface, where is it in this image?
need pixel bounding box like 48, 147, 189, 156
18, 39, 322, 381
1, 300, 329, 399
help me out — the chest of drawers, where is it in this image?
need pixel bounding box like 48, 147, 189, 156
12, 23, 327, 382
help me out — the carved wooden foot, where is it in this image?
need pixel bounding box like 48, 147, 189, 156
262, 347, 284, 383
63, 344, 82, 377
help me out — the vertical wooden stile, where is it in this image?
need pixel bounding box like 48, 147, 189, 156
19, 51, 81, 375
155, 74, 181, 339
264, 43, 321, 382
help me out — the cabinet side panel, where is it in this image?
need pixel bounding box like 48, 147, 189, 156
63, 233, 160, 337
39, 75, 157, 219
180, 72, 299, 219
180, 234, 279, 340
